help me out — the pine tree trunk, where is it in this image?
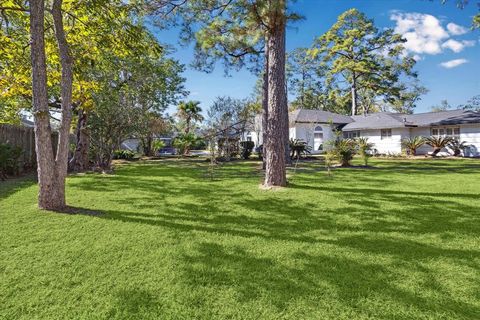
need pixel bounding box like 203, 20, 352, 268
264, 1, 287, 187
69, 109, 90, 172
30, 0, 57, 209
351, 74, 358, 116
262, 41, 269, 170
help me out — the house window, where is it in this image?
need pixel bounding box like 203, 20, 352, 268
343, 131, 360, 139
314, 126, 323, 151
381, 129, 392, 139
431, 127, 460, 137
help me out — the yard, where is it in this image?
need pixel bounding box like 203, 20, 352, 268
1, 158, 479, 319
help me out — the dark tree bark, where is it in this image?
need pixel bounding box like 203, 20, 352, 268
262, 40, 269, 170
30, 0, 57, 209
264, 0, 287, 187
69, 109, 90, 172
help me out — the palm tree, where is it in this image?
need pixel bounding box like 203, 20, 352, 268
401, 136, 425, 156
176, 101, 203, 155
177, 101, 204, 135
447, 138, 467, 157
425, 136, 453, 156
356, 137, 374, 166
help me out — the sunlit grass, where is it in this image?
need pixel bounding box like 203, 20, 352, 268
1, 157, 479, 319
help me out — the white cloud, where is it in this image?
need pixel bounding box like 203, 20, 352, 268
442, 39, 476, 53
440, 58, 468, 68
391, 12, 448, 55
446, 22, 468, 35
390, 12, 475, 58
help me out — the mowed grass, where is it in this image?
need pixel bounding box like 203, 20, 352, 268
1, 158, 479, 320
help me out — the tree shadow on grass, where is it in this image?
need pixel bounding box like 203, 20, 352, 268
0, 175, 36, 201
179, 241, 479, 319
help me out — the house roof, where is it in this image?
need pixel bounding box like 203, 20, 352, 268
404, 109, 480, 126
343, 112, 413, 131
290, 109, 353, 125
342, 109, 480, 131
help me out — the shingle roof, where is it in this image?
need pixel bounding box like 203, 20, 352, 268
404, 109, 480, 126
343, 112, 411, 131
290, 109, 353, 125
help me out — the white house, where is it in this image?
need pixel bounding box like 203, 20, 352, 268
249, 109, 480, 157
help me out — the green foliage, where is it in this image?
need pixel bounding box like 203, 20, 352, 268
239, 140, 255, 160
425, 136, 453, 156
402, 136, 425, 156
326, 134, 357, 167
152, 140, 166, 154
289, 139, 312, 159
310, 8, 417, 115
112, 150, 135, 160
356, 137, 374, 166
0, 143, 23, 179
173, 132, 199, 156
447, 138, 467, 157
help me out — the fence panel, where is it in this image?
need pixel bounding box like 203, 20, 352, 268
0, 124, 36, 169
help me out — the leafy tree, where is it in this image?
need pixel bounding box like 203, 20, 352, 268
431, 99, 452, 112
310, 9, 416, 116
387, 80, 428, 114
286, 47, 326, 110
460, 95, 480, 111
146, 0, 302, 187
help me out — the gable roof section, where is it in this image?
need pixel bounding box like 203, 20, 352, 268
343, 112, 412, 131
290, 109, 353, 125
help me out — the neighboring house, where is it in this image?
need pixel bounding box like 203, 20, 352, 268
250, 109, 480, 157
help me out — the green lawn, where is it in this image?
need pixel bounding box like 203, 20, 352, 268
1, 158, 479, 319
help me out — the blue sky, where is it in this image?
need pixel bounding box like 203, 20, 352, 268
153, 0, 480, 115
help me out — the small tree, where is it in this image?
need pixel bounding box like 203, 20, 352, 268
425, 136, 453, 157
402, 136, 425, 156
447, 138, 467, 157
357, 137, 374, 166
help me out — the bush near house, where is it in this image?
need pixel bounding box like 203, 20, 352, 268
0, 143, 23, 180
425, 136, 453, 157
240, 141, 255, 160
112, 150, 135, 161
402, 136, 425, 156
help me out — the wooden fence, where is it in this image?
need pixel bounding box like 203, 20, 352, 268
0, 124, 36, 169
0, 124, 60, 171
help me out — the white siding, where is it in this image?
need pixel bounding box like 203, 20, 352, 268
410, 124, 480, 157
294, 123, 336, 153
359, 128, 409, 155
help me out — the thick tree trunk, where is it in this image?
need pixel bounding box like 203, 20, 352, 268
51, 0, 74, 209
264, 1, 287, 187
30, 0, 57, 209
262, 41, 269, 170
69, 109, 90, 172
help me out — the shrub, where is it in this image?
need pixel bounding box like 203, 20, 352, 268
239, 140, 255, 160
425, 136, 453, 156
327, 138, 356, 167
113, 150, 135, 160
0, 143, 23, 179
152, 140, 165, 155
402, 136, 425, 156
356, 137, 374, 166
173, 133, 198, 155
447, 138, 467, 157
289, 139, 312, 159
